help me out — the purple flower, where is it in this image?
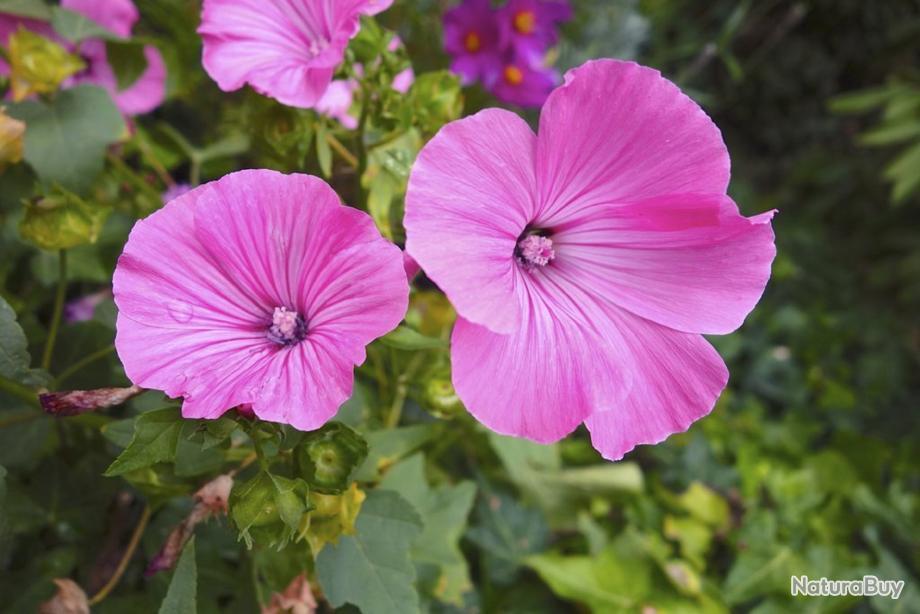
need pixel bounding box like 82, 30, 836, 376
443, 0, 502, 85
64, 288, 111, 323
405, 60, 776, 460
497, 0, 571, 64
162, 183, 192, 205
486, 59, 558, 108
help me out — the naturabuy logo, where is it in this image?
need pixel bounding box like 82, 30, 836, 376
791, 576, 905, 600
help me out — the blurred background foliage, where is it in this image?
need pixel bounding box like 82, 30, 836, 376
1, 0, 919, 612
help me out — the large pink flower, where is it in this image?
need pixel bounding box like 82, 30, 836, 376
113, 170, 409, 429
404, 60, 776, 460
198, 0, 393, 108
0, 0, 166, 116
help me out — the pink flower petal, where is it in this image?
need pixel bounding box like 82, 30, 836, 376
114, 170, 408, 427
198, 0, 390, 108
584, 306, 728, 460
113, 45, 167, 115
405, 109, 538, 334
451, 273, 632, 443
553, 193, 776, 334
535, 60, 731, 225
62, 0, 139, 38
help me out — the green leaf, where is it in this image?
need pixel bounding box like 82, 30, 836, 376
51, 7, 123, 43
19, 188, 109, 250
407, 71, 463, 135
379, 325, 446, 351
348, 15, 389, 64
174, 422, 224, 477
106, 40, 148, 90
677, 482, 730, 531
466, 489, 549, 584
829, 85, 898, 114
295, 422, 368, 493
0, 296, 30, 381
361, 130, 421, 239
0, 0, 51, 20
158, 537, 197, 614
104, 408, 183, 476
196, 132, 250, 164
230, 471, 311, 549
379, 454, 476, 605
316, 489, 424, 614
7, 85, 125, 192
315, 123, 332, 178
353, 425, 437, 481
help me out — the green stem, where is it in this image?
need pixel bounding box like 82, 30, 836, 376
53, 344, 116, 387
326, 133, 359, 169
0, 375, 40, 409
356, 84, 371, 206
41, 250, 67, 372
385, 353, 425, 429
0, 409, 39, 429
189, 156, 202, 187
87, 505, 152, 606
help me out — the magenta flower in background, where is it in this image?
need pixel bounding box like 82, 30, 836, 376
64, 288, 112, 323
405, 60, 776, 460
443, 0, 502, 85
497, 0, 571, 63
443, 0, 570, 108
486, 60, 557, 108
113, 170, 409, 429
0, 0, 166, 116
198, 0, 393, 109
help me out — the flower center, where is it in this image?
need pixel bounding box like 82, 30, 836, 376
513, 10, 537, 34
267, 306, 307, 346
464, 31, 482, 52
504, 65, 524, 86
515, 233, 555, 269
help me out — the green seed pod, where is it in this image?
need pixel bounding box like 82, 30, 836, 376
295, 422, 368, 494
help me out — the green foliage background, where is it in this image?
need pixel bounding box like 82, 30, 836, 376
1, 0, 919, 612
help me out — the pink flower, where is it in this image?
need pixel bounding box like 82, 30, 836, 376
198, 0, 393, 109
404, 60, 776, 460
113, 170, 409, 429
0, 0, 166, 116
315, 79, 359, 130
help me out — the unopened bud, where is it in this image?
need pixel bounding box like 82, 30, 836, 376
8, 28, 85, 101
0, 108, 26, 169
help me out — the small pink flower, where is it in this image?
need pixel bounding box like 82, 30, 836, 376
405, 60, 776, 460
198, 0, 393, 109
113, 170, 409, 429
315, 79, 359, 130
